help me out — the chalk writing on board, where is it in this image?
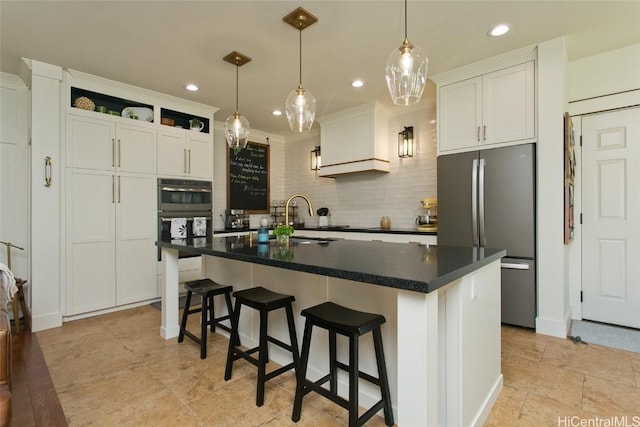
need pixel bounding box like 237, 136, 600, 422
227, 142, 269, 213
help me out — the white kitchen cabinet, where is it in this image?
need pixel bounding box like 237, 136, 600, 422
157, 129, 212, 179
438, 61, 535, 153
65, 169, 157, 315
66, 114, 156, 173
318, 102, 390, 177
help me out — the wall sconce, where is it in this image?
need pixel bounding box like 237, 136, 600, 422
398, 126, 414, 158
310, 146, 321, 170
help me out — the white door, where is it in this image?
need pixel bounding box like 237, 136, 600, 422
438, 76, 482, 152
582, 107, 640, 328
116, 173, 157, 304
66, 169, 116, 314
157, 131, 187, 176
482, 61, 535, 145
116, 123, 156, 174
187, 134, 213, 179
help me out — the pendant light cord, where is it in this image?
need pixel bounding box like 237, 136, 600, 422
298, 26, 303, 86
404, 0, 408, 39
235, 62, 239, 112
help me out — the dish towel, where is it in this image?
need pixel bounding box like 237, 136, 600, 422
0, 262, 18, 304
192, 217, 207, 237
170, 218, 187, 238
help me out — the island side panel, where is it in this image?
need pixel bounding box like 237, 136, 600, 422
397, 288, 441, 426
447, 260, 503, 426
160, 247, 180, 339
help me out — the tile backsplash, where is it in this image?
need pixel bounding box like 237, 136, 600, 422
214, 98, 437, 231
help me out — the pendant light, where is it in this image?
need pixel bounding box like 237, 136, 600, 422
283, 7, 317, 133
385, 0, 428, 106
223, 51, 251, 150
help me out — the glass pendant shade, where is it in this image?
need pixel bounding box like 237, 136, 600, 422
224, 112, 250, 150
286, 85, 316, 133
385, 38, 428, 106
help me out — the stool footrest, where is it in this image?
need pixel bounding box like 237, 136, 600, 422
304, 378, 350, 409
334, 361, 383, 387
264, 362, 296, 381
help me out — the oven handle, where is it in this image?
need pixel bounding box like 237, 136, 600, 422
160, 186, 211, 193
160, 216, 213, 222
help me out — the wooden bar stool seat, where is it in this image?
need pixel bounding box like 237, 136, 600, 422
224, 286, 300, 407
178, 279, 234, 359
292, 301, 394, 426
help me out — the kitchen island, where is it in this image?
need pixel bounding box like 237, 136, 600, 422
157, 235, 505, 426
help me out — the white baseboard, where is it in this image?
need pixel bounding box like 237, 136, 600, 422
471, 374, 504, 427
535, 311, 571, 338
31, 311, 63, 332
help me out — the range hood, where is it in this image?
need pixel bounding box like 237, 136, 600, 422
317, 102, 390, 177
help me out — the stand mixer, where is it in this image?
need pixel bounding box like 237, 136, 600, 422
416, 198, 437, 231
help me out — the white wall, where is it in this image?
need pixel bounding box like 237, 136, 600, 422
535, 38, 571, 338
568, 44, 640, 101
281, 93, 438, 230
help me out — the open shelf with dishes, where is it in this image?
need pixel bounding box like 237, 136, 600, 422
70, 87, 154, 121
160, 108, 210, 134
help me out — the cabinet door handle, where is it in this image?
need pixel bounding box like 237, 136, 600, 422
476, 126, 480, 142
44, 156, 52, 187
118, 139, 122, 167
483, 125, 486, 141
184, 149, 187, 173
118, 175, 121, 203
188, 149, 191, 173
112, 175, 115, 203
112, 138, 116, 167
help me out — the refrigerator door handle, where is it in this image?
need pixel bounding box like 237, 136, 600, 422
471, 158, 479, 246
501, 262, 530, 270
478, 158, 486, 246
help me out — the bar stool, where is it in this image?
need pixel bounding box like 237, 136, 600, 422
224, 286, 300, 407
292, 302, 394, 427
178, 279, 234, 359
12, 279, 29, 334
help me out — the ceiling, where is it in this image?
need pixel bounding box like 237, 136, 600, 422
1, 1, 639, 136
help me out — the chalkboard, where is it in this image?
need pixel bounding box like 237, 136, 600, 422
227, 141, 270, 213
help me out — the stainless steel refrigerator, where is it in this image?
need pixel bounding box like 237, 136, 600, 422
437, 143, 536, 328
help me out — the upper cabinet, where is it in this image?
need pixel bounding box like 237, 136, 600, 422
318, 102, 390, 177
157, 128, 213, 179
66, 115, 157, 174
64, 69, 218, 180
434, 48, 536, 154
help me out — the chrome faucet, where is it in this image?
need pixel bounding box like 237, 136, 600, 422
285, 194, 314, 226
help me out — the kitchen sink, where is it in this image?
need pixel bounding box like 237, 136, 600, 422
270, 236, 337, 245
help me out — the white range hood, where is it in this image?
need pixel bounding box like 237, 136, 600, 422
317, 102, 390, 177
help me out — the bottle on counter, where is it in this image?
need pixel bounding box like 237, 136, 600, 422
380, 216, 391, 230
258, 217, 270, 243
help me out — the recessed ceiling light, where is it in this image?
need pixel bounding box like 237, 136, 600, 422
185, 84, 199, 91
488, 24, 510, 37
272, 110, 282, 116
351, 80, 364, 88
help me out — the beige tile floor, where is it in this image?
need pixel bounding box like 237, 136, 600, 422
36, 305, 640, 426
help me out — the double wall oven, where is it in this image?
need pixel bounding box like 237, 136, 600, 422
158, 178, 212, 259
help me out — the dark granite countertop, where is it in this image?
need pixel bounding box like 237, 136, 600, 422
157, 236, 504, 294
213, 226, 437, 236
